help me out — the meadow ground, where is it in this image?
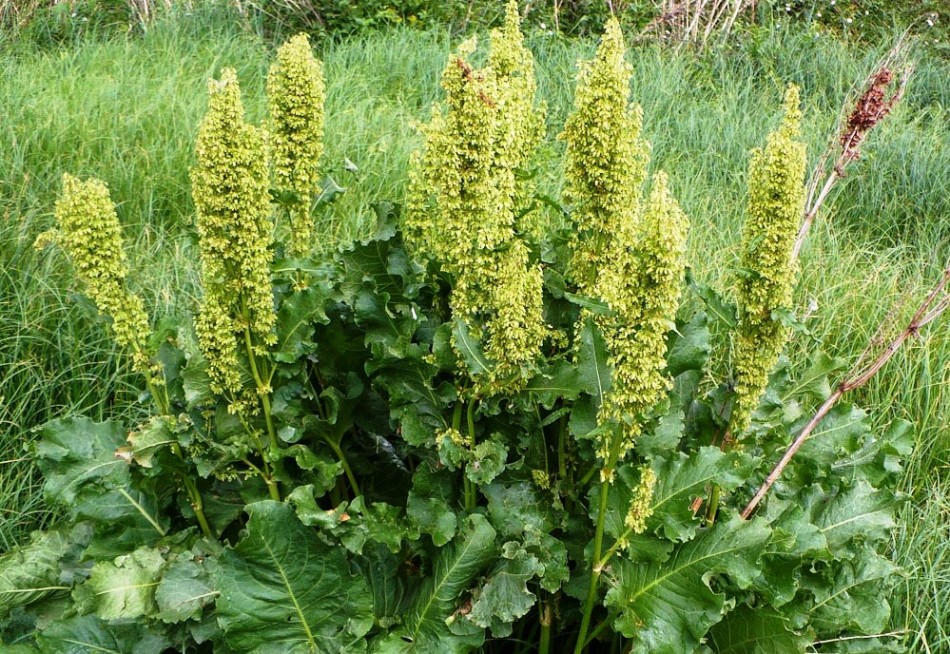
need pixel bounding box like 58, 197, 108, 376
1, 9, 949, 649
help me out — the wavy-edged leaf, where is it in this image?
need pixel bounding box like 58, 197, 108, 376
807, 480, 896, 552
35, 615, 170, 654
605, 513, 771, 654
804, 547, 898, 636
648, 447, 752, 541
0, 529, 72, 615
214, 501, 373, 653
467, 543, 544, 637
394, 514, 497, 652
35, 417, 167, 546
274, 283, 332, 363
154, 543, 219, 624
76, 546, 164, 620
708, 604, 809, 653
452, 318, 493, 378
667, 312, 711, 376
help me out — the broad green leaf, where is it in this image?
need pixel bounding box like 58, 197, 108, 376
77, 546, 164, 620
353, 285, 416, 358
35, 615, 170, 654
466, 439, 508, 486
802, 545, 899, 635
35, 418, 129, 509
35, 417, 167, 541
394, 514, 497, 652
563, 291, 612, 316
688, 277, 737, 329
648, 447, 752, 541
155, 544, 219, 624
370, 353, 453, 448
708, 604, 810, 653
605, 513, 770, 654
354, 543, 413, 629
808, 480, 895, 551
214, 501, 373, 654
575, 316, 611, 408
484, 482, 552, 539
339, 498, 413, 555
452, 318, 493, 378
667, 312, 711, 376
407, 494, 457, 546
793, 403, 870, 476
525, 358, 581, 408
783, 351, 848, 404
274, 283, 332, 363
123, 416, 176, 469
636, 370, 700, 457
0, 529, 71, 615
467, 544, 544, 637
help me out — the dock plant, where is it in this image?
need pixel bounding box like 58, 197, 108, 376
2, 15, 936, 654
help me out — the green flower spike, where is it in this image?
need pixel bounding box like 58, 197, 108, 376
596, 173, 689, 468
404, 36, 544, 393
731, 85, 807, 435
560, 16, 650, 297
51, 174, 152, 377
191, 68, 275, 396
267, 33, 326, 256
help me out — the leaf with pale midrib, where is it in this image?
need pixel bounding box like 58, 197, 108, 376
386, 514, 497, 652
214, 501, 373, 654
606, 513, 771, 654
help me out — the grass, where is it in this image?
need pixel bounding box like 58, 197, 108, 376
1, 7, 949, 647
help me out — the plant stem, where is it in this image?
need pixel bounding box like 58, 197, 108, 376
539, 598, 553, 654
243, 325, 279, 452
574, 478, 611, 654
324, 435, 361, 497
742, 265, 950, 518
557, 414, 568, 479
170, 442, 213, 538
465, 399, 477, 511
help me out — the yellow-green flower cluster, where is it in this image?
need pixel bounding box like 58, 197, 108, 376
404, 33, 544, 392
624, 466, 657, 537
267, 33, 326, 256
488, 0, 547, 241
731, 86, 806, 434
595, 174, 689, 464
559, 17, 650, 297
191, 68, 276, 395
50, 174, 152, 376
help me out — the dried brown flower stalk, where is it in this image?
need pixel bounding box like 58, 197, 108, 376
742, 263, 950, 519
791, 41, 913, 261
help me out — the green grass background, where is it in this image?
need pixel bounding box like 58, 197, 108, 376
1, 7, 948, 649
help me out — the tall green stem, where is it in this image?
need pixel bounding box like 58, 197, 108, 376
574, 477, 611, 654
539, 598, 553, 654
464, 400, 477, 511
143, 365, 213, 538
324, 436, 361, 497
